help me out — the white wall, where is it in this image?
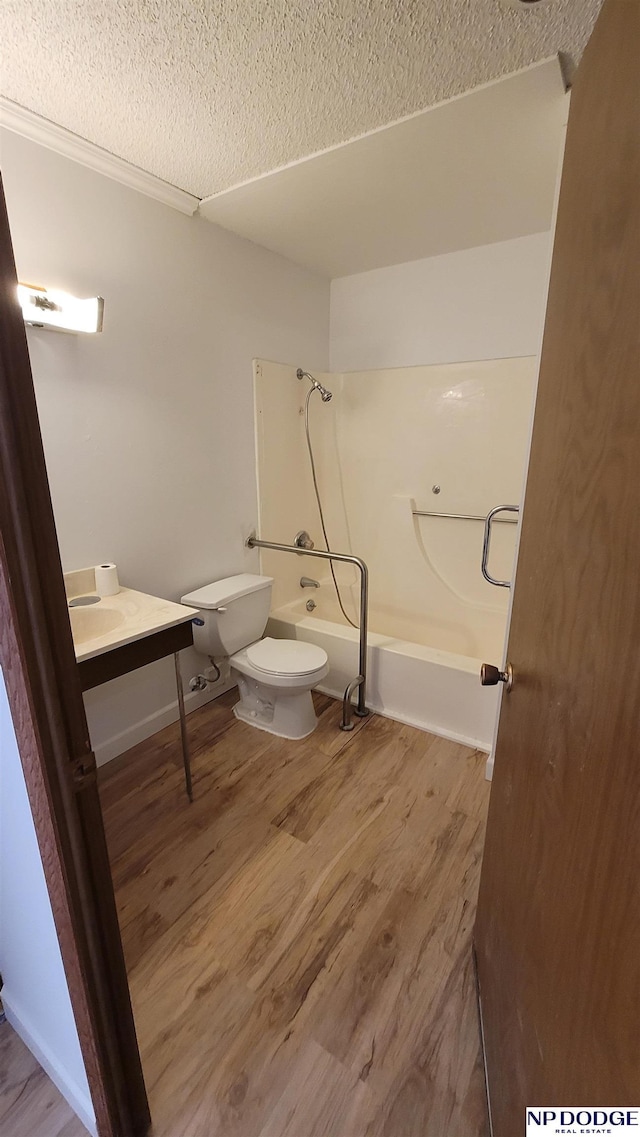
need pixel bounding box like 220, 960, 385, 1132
0, 669, 96, 1134
1, 129, 330, 762
329, 232, 552, 372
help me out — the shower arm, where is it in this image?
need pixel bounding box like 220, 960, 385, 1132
245, 532, 369, 732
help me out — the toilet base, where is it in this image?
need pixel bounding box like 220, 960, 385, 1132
232, 672, 319, 739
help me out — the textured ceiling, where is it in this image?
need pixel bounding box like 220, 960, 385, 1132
200, 61, 567, 277
1, 0, 603, 198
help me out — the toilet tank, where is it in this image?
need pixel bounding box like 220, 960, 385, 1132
181, 574, 273, 657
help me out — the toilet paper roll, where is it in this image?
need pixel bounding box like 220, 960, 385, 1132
95, 563, 120, 597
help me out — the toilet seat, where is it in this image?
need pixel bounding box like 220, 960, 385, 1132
246, 637, 328, 677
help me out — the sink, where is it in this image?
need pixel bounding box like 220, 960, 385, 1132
64, 567, 199, 663
69, 605, 125, 645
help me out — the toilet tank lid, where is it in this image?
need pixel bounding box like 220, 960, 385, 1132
181, 573, 273, 610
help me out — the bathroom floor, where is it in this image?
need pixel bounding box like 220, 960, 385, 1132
0, 1020, 89, 1137
99, 692, 491, 1137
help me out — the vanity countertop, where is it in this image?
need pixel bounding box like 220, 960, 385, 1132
65, 568, 199, 663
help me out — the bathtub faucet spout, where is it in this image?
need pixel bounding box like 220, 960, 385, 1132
300, 577, 320, 589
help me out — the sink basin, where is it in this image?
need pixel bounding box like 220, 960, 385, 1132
64, 568, 199, 663
69, 605, 125, 645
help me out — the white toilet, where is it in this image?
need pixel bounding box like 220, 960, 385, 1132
181, 574, 329, 739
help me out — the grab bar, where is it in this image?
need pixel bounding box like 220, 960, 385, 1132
413, 509, 517, 524
481, 505, 520, 588
245, 532, 370, 732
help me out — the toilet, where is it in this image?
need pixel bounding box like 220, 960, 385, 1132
181, 574, 329, 739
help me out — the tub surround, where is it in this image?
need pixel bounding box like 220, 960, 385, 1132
255, 356, 535, 749
255, 357, 535, 652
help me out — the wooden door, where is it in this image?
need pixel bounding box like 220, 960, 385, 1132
474, 1, 640, 1131
0, 177, 150, 1135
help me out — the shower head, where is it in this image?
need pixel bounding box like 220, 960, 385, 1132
297, 368, 332, 402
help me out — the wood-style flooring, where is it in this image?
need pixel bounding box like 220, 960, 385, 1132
0, 1020, 89, 1137
98, 692, 490, 1137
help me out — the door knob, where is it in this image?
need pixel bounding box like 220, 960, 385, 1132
481, 662, 513, 692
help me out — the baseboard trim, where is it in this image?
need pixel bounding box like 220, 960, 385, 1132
93, 678, 236, 766
92, 676, 489, 766
316, 682, 491, 753
3, 994, 97, 1136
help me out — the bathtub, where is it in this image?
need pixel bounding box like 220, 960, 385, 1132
267, 593, 501, 752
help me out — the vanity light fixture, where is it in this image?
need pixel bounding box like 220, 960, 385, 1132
18, 283, 104, 333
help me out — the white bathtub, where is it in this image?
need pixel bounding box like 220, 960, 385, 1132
267, 596, 500, 751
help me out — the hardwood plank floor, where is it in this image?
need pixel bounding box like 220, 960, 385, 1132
0, 1021, 89, 1137
99, 692, 491, 1137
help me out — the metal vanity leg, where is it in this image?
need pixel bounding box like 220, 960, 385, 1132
174, 652, 193, 802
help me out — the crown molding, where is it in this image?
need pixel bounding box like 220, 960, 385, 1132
0, 98, 199, 216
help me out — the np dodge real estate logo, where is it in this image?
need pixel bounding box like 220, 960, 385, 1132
527, 1109, 640, 1134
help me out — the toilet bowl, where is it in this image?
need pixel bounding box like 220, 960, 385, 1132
181, 574, 329, 740
231, 637, 329, 738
